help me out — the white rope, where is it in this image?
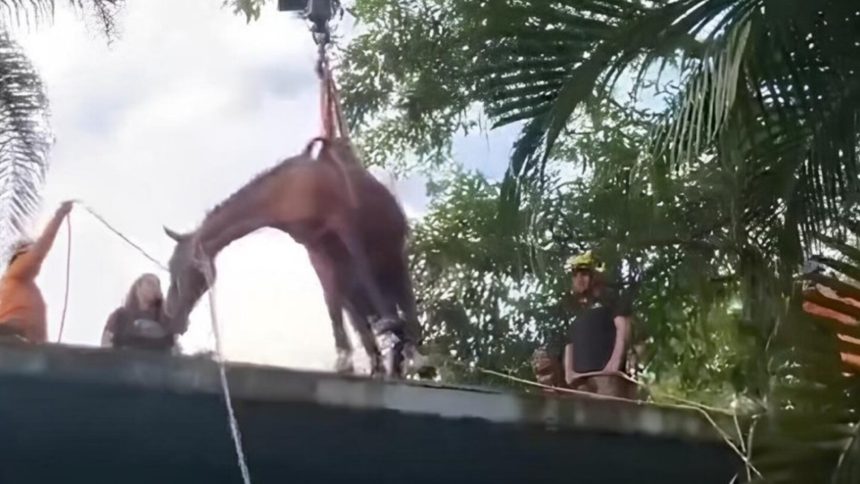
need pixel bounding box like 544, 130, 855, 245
74, 201, 168, 271
198, 253, 252, 484
69, 200, 250, 479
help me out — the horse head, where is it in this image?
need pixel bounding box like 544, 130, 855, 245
162, 226, 215, 334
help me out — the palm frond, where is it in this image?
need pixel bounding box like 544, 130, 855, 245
479, 1, 860, 255
0, 32, 50, 248
0, 1, 123, 38
0, 0, 52, 30
649, 16, 752, 167
474, 0, 729, 223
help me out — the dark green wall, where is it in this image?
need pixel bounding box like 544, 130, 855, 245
0, 374, 738, 484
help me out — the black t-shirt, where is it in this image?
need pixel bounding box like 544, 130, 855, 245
562, 290, 632, 373
106, 306, 175, 352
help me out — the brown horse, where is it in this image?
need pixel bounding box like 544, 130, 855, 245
161, 137, 421, 376
304, 140, 424, 375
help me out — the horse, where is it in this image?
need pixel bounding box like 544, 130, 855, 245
160, 137, 420, 377
304, 138, 425, 376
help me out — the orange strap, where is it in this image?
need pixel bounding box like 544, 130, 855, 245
318, 53, 349, 140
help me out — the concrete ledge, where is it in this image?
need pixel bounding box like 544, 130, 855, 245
0, 341, 727, 442
0, 342, 741, 483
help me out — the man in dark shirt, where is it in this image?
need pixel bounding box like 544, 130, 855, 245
561, 251, 633, 397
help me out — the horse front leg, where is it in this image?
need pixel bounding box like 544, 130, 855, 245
343, 302, 384, 377
308, 247, 354, 375
327, 295, 354, 375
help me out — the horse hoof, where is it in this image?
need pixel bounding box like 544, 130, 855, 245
335, 353, 355, 374
368, 357, 386, 377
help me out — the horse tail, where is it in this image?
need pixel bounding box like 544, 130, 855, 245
305, 136, 359, 208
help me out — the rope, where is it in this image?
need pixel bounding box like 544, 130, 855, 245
197, 249, 252, 484
316, 43, 349, 141
75, 202, 168, 271
314, 45, 360, 208
56, 212, 72, 343
54, 201, 167, 344
56, 201, 250, 481
450, 360, 761, 478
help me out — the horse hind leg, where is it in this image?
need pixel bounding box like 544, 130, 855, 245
329, 219, 402, 335
346, 281, 404, 379
389, 254, 434, 378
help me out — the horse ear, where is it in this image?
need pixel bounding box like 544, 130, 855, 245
164, 226, 183, 242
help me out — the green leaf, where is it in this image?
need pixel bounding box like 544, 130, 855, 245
0, 31, 50, 248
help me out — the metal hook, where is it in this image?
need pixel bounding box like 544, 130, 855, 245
278, 0, 342, 46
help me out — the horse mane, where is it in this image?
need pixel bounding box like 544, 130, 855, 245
204, 154, 303, 220
201, 137, 360, 223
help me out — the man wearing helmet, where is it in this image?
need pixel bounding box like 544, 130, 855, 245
528, 250, 636, 396
559, 250, 633, 397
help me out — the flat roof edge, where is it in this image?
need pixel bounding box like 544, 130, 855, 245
0, 342, 733, 445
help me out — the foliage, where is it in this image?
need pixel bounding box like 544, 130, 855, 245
749, 225, 860, 483
410, 94, 764, 405
225, 0, 267, 23
335, 0, 860, 391
337, 0, 481, 171
0, 0, 122, 249
428, 1, 860, 243
340, 1, 860, 252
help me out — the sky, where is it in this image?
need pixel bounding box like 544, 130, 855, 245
11, 0, 515, 372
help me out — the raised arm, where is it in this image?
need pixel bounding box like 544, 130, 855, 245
6, 201, 73, 280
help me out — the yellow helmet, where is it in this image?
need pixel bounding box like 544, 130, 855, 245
565, 250, 604, 273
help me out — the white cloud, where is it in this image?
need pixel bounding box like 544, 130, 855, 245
11, 0, 427, 372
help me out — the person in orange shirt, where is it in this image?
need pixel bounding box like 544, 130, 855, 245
0, 201, 73, 343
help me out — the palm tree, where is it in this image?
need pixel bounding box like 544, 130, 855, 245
473, 0, 859, 247
0, 0, 121, 251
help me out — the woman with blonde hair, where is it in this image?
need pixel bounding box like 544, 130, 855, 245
102, 273, 176, 353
